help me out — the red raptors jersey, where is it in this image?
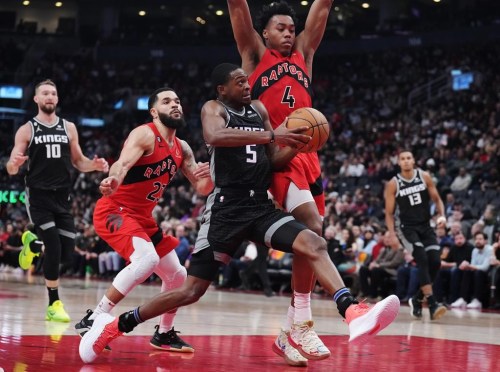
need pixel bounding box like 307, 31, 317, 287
249, 49, 321, 185
108, 122, 184, 216
249, 49, 312, 129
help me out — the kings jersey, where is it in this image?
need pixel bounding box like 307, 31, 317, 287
394, 169, 431, 227
108, 122, 184, 216
26, 117, 72, 190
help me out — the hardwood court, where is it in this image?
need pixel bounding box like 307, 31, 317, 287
0, 272, 498, 372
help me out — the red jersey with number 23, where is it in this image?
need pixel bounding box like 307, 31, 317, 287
108, 122, 184, 216
248, 49, 323, 213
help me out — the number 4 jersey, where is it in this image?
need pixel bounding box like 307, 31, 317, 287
26, 117, 73, 190
248, 49, 323, 215
394, 169, 431, 227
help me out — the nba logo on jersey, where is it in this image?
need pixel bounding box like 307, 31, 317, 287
157, 136, 161, 142
219, 196, 224, 203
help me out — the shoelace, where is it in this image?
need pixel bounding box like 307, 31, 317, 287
297, 327, 325, 351
94, 321, 120, 352
165, 329, 184, 342
351, 299, 370, 312
343, 299, 370, 323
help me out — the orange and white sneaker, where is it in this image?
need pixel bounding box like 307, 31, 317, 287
272, 328, 308, 367
287, 320, 331, 360
79, 313, 123, 363
346, 295, 400, 345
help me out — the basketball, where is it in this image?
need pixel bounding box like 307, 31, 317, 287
286, 107, 330, 153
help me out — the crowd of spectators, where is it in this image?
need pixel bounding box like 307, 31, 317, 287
0, 32, 499, 307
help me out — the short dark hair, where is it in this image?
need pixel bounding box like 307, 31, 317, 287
211, 63, 240, 94
256, 1, 298, 34
148, 87, 175, 110
473, 231, 487, 240
35, 79, 56, 92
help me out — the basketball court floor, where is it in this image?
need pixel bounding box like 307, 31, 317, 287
0, 272, 498, 372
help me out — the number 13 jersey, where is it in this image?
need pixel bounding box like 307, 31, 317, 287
394, 169, 431, 227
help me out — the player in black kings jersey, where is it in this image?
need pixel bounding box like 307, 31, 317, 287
6, 79, 109, 322
385, 150, 447, 321
78, 64, 400, 364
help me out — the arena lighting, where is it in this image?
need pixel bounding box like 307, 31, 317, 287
362, 2, 370, 9
215, 10, 224, 16
196, 17, 206, 25
79, 117, 105, 127
0, 85, 23, 99
55, 1, 63, 7
433, 0, 441, 2
138, 10, 146, 16
451, 69, 474, 91
137, 96, 149, 110
22, 1, 30, 6
301, 1, 308, 6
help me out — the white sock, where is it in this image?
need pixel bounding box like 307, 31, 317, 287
282, 305, 295, 330
89, 295, 115, 320
158, 282, 176, 333
293, 291, 312, 323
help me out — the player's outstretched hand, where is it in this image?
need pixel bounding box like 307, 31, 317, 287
273, 118, 311, 148
99, 176, 119, 196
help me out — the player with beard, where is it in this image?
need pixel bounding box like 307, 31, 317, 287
74, 87, 213, 353
6, 79, 109, 322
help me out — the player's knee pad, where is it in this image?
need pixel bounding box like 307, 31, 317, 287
162, 266, 187, 291
112, 238, 159, 295
156, 252, 187, 290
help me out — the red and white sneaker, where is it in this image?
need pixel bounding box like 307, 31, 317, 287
287, 320, 331, 360
79, 313, 123, 363
272, 328, 308, 367
346, 295, 400, 345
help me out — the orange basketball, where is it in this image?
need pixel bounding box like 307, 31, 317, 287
286, 107, 330, 153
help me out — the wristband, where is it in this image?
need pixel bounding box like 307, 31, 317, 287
269, 131, 275, 143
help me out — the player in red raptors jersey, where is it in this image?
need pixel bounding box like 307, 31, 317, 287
75, 87, 213, 353
228, 0, 338, 365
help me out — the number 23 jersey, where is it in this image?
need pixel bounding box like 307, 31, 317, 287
108, 122, 183, 216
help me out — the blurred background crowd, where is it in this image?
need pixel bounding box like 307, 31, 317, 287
0, 0, 499, 308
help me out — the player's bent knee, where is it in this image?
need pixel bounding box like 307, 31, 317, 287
292, 230, 326, 259
169, 266, 187, 289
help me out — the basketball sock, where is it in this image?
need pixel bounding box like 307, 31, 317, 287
30, 240, 43, 254
333, 287, 358, 319
293, 291, 312, 323
282, 305, 295, 330
158, 311, 176, 333
118, 308, 143, 333
90, 295, 116, 320
47, 287, 59, 306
